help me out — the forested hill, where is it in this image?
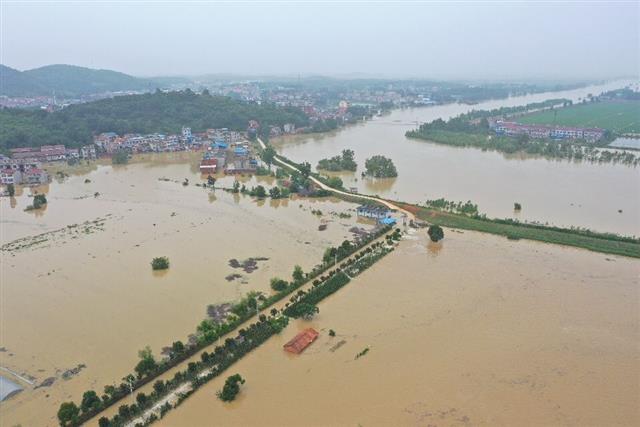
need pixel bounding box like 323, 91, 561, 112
0, 64, 156, 97
0, 90, 309, 152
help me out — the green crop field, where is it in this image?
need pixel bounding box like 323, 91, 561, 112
517, 100, 640, 133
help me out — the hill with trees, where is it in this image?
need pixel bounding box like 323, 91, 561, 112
0, 64, 158, 97
0, 90, 309, 152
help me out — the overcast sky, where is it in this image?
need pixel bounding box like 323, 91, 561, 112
1, 1, 638, 80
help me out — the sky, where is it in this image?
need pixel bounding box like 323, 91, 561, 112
1, 1, 638, 80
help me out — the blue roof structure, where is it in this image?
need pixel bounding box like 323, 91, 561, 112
234, 147, 248, 155
380, 217, 397, 225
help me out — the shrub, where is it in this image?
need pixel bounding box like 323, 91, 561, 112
151, 256, 170, 270
270, 278, 288, 292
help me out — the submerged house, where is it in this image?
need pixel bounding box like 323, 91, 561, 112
283, 328, 319, 354
356, 205, 392, 220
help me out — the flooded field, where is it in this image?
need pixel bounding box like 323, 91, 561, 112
274, 80, 640, 236
0, 153, 373, 426
158, 229, 640, 427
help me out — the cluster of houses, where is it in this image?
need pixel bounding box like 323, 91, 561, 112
490, 120, 605, 143
1, 144, 98, 186
0, 156, 50, 186
199, 138, 257, 175
93, 127, 249, 155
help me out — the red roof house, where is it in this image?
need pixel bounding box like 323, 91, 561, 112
283, 328, 319, 354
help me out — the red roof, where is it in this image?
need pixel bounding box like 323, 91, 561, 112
283, 328, 319, 354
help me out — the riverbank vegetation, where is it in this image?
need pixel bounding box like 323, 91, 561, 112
364, 155, 398, 178
317, 149, 357, 172
405, 99, 640, 165
397, 202, 640, 258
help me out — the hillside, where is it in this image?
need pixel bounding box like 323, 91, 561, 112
0, 90, 309, 152
0, 65, 48, 97
1, 64, 159, 97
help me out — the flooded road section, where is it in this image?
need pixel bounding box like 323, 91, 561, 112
0, 153, 373, 427
274, 80, 640, 236
159, 229, 640, 427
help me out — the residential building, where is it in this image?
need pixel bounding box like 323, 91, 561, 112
283, 328, 319, 354
1, 169, 22, 185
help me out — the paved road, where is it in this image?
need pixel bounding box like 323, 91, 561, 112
256, 138, 416, 220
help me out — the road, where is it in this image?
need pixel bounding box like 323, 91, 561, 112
256, 138, 416, 220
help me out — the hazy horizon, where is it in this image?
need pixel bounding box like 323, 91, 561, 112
1, 1, 639, 81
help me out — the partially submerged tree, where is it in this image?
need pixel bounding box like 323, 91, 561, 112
151, 256, 170, 270
217, 374, 246, 402
427, 225, 444, 243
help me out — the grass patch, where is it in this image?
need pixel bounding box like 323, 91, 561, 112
517, 100, 640, 133
406, 205, 640, 258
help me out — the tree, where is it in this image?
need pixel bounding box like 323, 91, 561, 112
151, 256, 170, 270
427, 225, 444, 242
514, 202, 522, 211
232, 180, 240, 193
135, 345, 157, 378
81, 390, 101, 413
112, 150, 129, 165
261, 146, 277, 168
269, 186, 281, 199
170, 340, 185, 357
7, 183, 15, 197
255, 185, 266, 198
207, 175, 216, 187
136, 392, 148, 407
153, 380, 166, 395
57, 402, 80, 426
98, 416, 111, 427
326, 176, 343, 189
289, 302, 319, 319
217, 374, 245, 402
299, 161, 311, 177
364, 155, 397, 178
32, 193, 47, 209
292, 265, 304, 283
270, 277, 288, 292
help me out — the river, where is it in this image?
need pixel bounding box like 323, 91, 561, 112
273, 80, 640, 236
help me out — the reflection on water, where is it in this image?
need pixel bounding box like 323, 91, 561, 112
274, 80, 640, 235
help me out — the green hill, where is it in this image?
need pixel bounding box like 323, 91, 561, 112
1, 64, 160, 97
0, 65, 48, 97
0, 90, 309, 152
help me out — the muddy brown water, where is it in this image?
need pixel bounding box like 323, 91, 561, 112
0, 154, 374, 426
157, 229, 640, 427
273, 80, 640, 236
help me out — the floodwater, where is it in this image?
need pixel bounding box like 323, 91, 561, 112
273, 80, 640, 236
611, 138, 640, 150
158, 229, 640, 427
0, 153, 374, 426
